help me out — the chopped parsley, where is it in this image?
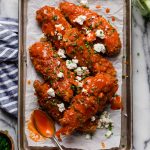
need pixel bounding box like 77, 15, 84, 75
89, 25, 93, 30
52, 15, 58, 21
72, 43, 77, 47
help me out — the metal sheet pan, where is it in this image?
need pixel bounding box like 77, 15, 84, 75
18, 0, 132, 149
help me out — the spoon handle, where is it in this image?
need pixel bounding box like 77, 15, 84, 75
52, 136, 64, 150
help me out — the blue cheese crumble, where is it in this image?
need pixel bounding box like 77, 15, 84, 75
73, 15, 87, 25
94, 43, 106, 53
95, 29, 105, 39
57, 103, 65, 112
57, 72, 64, 78
57, 49, 66, 58
66, 59, 78, 70
47, 88, 55, 98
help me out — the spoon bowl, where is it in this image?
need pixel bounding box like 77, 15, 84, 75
32, 109, 64, 150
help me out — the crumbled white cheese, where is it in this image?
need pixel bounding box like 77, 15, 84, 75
57, 49, 66, 58
85, 134, 91, 140
86, 30, 91, 35
82, 88, 87, 93
47, 88, 55, 98
57, 33, 62, 40
94, 43, 106, 53
95, 29, 105, 39
74, 67, 89, 76
91, 16, 96, 19
43, 9, 48, 15
97, 111, 113, 129
76, 76, 82, 81
57, 61, 60, 66
75, 80, 83, 87
54, 31, 57, 35
91, 116, 96, 122
72, 58, 79, 64
40, 33, 45, 38
57, 103, 65, 112
82, 27, 91, 35
55, 24, 65, 30
80, 0, 88, 5
73, 15, 87, 25
105, 130, 113, 138
43, 49, 48, 57
78, 82, 83, 87
66, 59, 78, 70
57, 72, 64, 78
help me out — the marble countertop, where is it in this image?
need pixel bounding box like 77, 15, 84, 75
0, 0, 150, 149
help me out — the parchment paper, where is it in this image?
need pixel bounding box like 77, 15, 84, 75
25, 0, 124, 149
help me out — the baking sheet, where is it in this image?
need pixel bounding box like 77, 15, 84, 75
25, 0, 124, 149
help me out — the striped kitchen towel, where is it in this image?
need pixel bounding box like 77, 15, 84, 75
0, 18, 18, 117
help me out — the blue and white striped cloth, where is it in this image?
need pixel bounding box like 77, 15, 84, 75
0, 18, 18, 117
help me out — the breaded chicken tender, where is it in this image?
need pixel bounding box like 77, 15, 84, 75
36, 6, 116, 76
29, 41, 76, 102
59, 2, 121, 56
56, 73, 118, 139
34, 80, 99, 134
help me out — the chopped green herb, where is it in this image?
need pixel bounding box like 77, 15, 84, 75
111, 29, 115, 33
137, 52, 140, 56
99, 21, 102, 25
79, 46, 83, 50
49, 80, 53, 85
95, 23, 99, 28
72, 43, 77, 47
52, 15, 58, 21
89, 25, 93, 30
71, 85, 76, 90
60, 69, 64, 73
53, 54, 58, 58
85, 41, 90, 48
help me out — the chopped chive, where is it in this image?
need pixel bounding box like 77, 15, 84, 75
53, 15, 58, 21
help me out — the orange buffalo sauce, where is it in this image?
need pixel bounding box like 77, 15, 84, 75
96, 5, 101, 9
27, 113, 44, 142
111, 16, 116, 22
100, 142, 106, 149
27, 80, 31, 85
110, 95, 122, 110
105, 8, 110, 14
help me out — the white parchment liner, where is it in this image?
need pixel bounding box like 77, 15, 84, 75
25, 0, 124, 149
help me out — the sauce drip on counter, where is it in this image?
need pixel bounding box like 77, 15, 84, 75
27, 112, 44, 142
96, 5, 101, 9
27, 80, 31, 85
110, 95, 122, 110
111, 16, 116, 22
105, 8, 110, 14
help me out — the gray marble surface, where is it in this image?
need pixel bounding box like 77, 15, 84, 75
0, 0, 150, 150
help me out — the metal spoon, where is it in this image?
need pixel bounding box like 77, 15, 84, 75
32, 109, 64, 150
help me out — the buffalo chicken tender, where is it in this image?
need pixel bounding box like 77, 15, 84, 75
56, 73, 118, 139
59, 2, 121, 56
36, 6, 116, 76
34, 80, 98, 133
29, 42, 76, 102
33, 80, 64, 122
